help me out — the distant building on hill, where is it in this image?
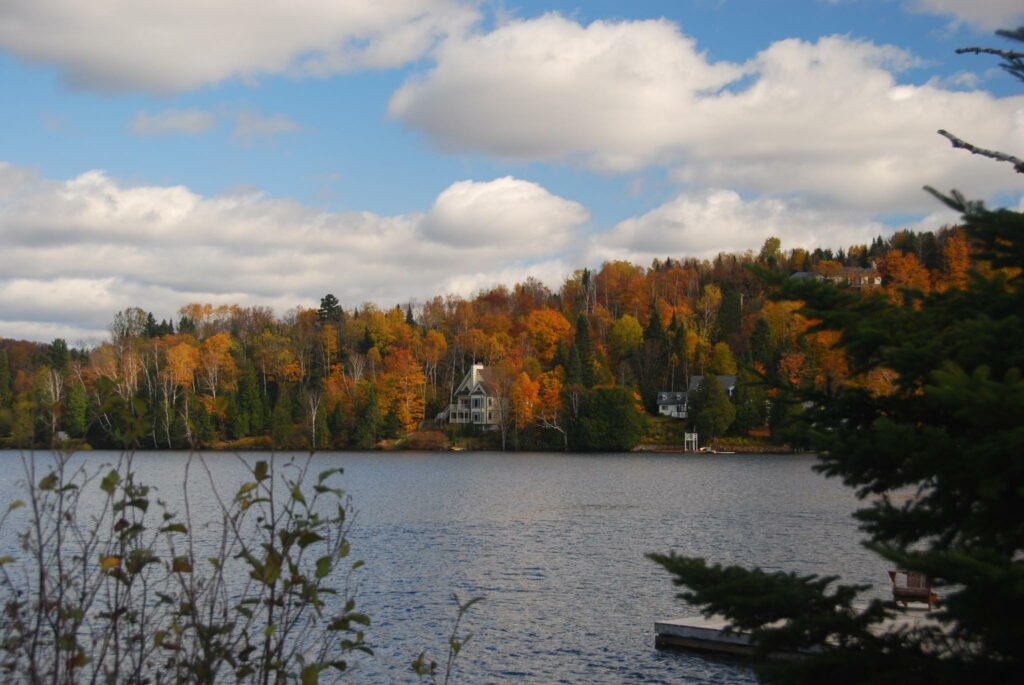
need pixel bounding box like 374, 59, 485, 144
791, 266, 881, 289
657, 375, 737, 419
437, 363, 504, 428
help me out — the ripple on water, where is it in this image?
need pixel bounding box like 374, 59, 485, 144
0, 450, 886, 684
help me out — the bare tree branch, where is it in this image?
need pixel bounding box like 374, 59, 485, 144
937, 129, 1024, 174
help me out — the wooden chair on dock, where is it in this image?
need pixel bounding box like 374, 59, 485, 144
888, 570, 938, 610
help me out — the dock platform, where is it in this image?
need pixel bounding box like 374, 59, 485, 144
656, 607, 939, 657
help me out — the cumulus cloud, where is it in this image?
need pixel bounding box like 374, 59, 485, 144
0, 163, 587, 341
588, 189, 893, 264
390, 16, 1024, 212
390, 14, 742, 169
131, 109, 216, 136
422, 177, 589, 253
0, 0, 477, 93
231, 110, 301, 143
908, 0, 1024, 31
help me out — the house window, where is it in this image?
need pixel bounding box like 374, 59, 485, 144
473, 398, 481, 408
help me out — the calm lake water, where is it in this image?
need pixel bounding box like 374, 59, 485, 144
0, 450, 890, 684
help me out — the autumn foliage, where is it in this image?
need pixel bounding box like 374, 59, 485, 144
0, 226, 975, 450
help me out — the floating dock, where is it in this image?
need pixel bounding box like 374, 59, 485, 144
656, 608, 939, 657
655, 617, 777, 657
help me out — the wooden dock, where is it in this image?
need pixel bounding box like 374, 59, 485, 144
655, 608, 940, 657
655, 616, 781, 657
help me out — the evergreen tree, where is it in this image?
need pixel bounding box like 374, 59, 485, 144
644, 307, 666, 342
271, 386, 294, 448
359, 327, 374, 355
380, 405, 402, 440
0, 349, 10, 408
47, 339, 70, 371
688, 375, 735, 444
177, 316, 196, 336
405, 303, 415, 326
731, 368, 766, 434
574, 313, 595, 388
652, 30, 1024, 684
718, 288, 742, 342
748, 317, 773, 369
568, 386, 645, 451
144, 312, 160, 338
237, 364, 263, 434
328, 402, 345, 446
192, 401, 216, 448
317, 293, 342, 322
65, 381, 87, 438
226, 395, 248, 440
552, 339, 568, 372
352, 383, 381, 449
669, 317, 689, 391
565, 344, 583, 386
636, 308, 669, 411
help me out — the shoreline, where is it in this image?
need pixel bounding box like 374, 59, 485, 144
2, 443, 801, 456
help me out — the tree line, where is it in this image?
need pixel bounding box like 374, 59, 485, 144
0, 227, 972, 452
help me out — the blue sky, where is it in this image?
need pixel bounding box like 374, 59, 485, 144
1, 0, 1022, 342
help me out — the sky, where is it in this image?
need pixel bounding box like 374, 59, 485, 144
1, 0, 1023, 344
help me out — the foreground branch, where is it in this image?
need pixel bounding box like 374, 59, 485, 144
954, 47, 1024, 61
937, 129, 1024, 174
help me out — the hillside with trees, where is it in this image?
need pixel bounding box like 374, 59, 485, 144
0, 227, 973, 452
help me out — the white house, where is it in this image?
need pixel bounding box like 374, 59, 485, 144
657, 391, 687, 418
657, 375, 737, 419
437, 364, 504, 428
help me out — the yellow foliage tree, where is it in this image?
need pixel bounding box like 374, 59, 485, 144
523, 309, 572, 364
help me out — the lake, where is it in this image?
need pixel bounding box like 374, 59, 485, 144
0, 450, 889, 684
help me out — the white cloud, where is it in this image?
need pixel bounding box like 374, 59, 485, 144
231, 110, 301, 143
0, 0, 478, 93
390, 16, 1024, 212
0, 162, 588, 341
588, 189, 889, 264
131, 109, 216, 136
908, 0, 1024, 31
422, 177, 588, 254
390, 14, 743, 170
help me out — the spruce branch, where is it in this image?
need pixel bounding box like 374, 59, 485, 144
954, 47, 1024, 61
936, 129, 1024, 174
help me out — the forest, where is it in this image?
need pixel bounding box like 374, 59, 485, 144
0, 228, 972, 452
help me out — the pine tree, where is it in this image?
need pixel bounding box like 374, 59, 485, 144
574, 314, 595, 388
317, 293, 342, 322
748, 317, 773, 369
565, 343, 583, 386
652, 29, 1024, 684
66, 381, 87, 438
731, 368, 766, 434
688, 375, 735, 445
352, 383, 380, 448
271, 386, 294, 448
719, 288, 742, 341
0, 349, 10, 408
192, 401, 216, 448
237, 364, 263, 434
